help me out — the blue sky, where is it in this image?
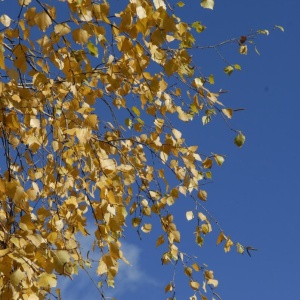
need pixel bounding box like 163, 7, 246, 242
1, 0, 300, 299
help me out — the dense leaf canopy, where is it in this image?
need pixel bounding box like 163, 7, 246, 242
0, 0, 281, 299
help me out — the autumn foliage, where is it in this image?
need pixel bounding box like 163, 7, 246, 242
0, 0, 282, 299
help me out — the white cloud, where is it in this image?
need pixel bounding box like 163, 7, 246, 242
107, 242, 159, 297
57, 222, 158, 299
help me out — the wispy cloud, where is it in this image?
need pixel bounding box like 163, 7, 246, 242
57, 223, 159, 299
107, 242, 159, 298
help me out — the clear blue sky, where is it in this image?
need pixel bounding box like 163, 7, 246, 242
1, 0, 300, 299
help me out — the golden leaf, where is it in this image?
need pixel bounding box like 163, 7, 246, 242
197, 190, 207, 201
0, 15, 11, 27
192, 263, 201, 271
216, 232, 225, 245
38, 273, 57, 289
34, 12, 52, 32
54, 23, 71, 36
200, 0, 214, 10
19, 0, 31, 5
186, 211, 194, 221
72, 28, 89, 45
184, 267, 192, 276
202, 158, 213, 169
141, 223, 152, 233
222, 108, 233, 119
190, 280, 200, 290
213, 154, 225, 166
10, 269, 26, 286
156, 235, 165, 247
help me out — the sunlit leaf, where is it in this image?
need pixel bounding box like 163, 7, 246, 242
184, 267, 193, 276
0, 14, 11, 27
222, 108, 233, 119
216, 232, 225, 245
208, 74, 214, 84
224, 65, 234, 75
257, 29, 269, 35
156, 235, 165, 247
236, 243, 244, 254
207, 278, 218, 287
213, 154, 225, 166
197, 190, 207, 201
186, 211, 194, 221
275, 25, 284, 32
190, 280, 200, 290
54, 23, 71, 36
200, 0, 214, 10
141, 223, 152, 233
38, 273, 57, 289
34, 11, 52, 32
239, 45, 248, 55
176, 1, 185, 7
192, 21, 206, 33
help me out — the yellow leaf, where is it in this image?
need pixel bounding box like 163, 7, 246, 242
19, 0, 31, 5
164, 59, 178, 76
38, 273, 57, 289
224, 238, 234, 252
234, 64, 242, 70
30, 118, 40, 128
198, 212, 206, 221
190, 280, 200, 290
200, 0, 214, 10
236, 243, 244, 254
207, 278, 218, 287
0, 15, 11, 27
153, 0, 166, 10
224, 65, 234, 75
34, 11, 52, 32
184, 267, 192, 276
177, 1, 185, 7
194, 78, 203, 88
177, 107, 191, 122
202, 158, 213, 169
172, 128, 182, 140
84, 114, 98, 129
141, 223, 152, 233
54, 23, 71, 36
192, 263, 201, 271
257, 29, 269, 35
0, 248, 9, 257
165, 282, 173, 293
156, 235, 165, 247
186, 211, 194, 221
132, 217, 141, 227
136, 6, 146, 19
192, 21, 206, 33
213, 154, 225, 166
222, 108, 233, 119
72, 28, 89, 45
208, 74, 214, 84
132, 106, 140, 117
239, 45, 248, 55
197, 190, 207, 201
11, 269, 26, 286
87, 41, 99, 57
202, 115, 211, 125
216, 232, 225, 245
